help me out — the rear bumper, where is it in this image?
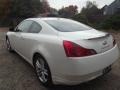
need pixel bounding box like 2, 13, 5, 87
54, 67, 105, 85
53, 45, 119, 85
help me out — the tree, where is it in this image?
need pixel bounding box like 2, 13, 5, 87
72, 14, 89, 25
9, 0, 46, 27
99, 14, 120, 30
40, 0, 50, 13
58, 5, 78, 18
0, 0, 11, 19
0, 0, 51, 27
81, 1, 102, 23
10, 0, 43, 18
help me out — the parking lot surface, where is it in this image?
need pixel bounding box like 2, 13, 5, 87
0, 30, 120, 90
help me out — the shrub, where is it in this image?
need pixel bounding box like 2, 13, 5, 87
98, 15, 120, 30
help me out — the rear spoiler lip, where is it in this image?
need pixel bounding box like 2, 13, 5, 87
87, 33, 110, 40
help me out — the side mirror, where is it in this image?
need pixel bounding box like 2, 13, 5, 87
15, 29, 22, 32
9, 27, 14, 31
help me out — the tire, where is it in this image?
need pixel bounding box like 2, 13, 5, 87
33, 54, 53, 87
6, 38, 13, 52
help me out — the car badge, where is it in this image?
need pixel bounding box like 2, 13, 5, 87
103, 41, 107, 45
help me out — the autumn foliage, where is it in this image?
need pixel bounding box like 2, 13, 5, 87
0, 0, 11, 19
58, 5, 78, 18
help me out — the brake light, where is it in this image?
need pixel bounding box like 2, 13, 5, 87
63, 41, 97, 57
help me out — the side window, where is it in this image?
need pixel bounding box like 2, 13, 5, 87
17, 20, 33, 33
28, 22, 42, 33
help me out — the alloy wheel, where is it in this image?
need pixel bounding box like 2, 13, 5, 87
35, 58, 49, 83
6, 39, 11, 51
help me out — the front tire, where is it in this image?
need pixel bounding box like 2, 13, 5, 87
33, 54, 53, 87
6, 38, 13, 52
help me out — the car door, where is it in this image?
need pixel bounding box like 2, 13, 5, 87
14, 20, 33, 54
19, 21, 42, 61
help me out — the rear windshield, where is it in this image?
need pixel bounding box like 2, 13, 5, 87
44, 19, 92, 32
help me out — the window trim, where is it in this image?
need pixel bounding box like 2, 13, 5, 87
15, 20, 34, 33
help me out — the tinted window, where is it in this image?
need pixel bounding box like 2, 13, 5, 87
17, 20, 33, 32
45, 20, 92, 32
29, 22, 42, 33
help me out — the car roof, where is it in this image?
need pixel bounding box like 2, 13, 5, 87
26, 17, 71, 22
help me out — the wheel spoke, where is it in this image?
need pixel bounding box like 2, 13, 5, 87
36, 60, 42, 68
43, 69, 48, 75
41, 72, 47, 82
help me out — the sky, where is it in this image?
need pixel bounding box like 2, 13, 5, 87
48, 0, 115, 12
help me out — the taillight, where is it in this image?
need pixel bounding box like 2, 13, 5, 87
63, 41, 97, 57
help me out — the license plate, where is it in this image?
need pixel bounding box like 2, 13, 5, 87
103, 65, 112, 75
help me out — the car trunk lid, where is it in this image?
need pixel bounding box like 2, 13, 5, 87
59, 29, 114, 54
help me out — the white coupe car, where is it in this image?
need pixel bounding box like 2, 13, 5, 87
6, 18, 119, 86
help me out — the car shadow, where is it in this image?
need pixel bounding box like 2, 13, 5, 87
47, 76, 106, 90
47, 72, 120, 90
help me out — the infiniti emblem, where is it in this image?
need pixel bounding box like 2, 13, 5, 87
103, 41, 107, 45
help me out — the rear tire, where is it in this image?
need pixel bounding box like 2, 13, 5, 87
33, 54, 53, 87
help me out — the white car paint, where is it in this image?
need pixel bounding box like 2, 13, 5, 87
6, 18, 119, 85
